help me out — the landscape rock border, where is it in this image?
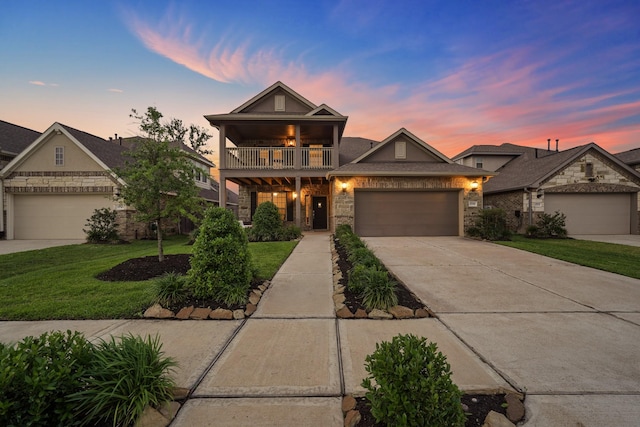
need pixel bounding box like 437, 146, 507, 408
331, 238, 434, 320
142, 281, 271, 320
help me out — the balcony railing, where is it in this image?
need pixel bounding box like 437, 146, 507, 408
225, 147, 333, 170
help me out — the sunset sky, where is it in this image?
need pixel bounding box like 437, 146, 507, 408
1, 0, 639, 164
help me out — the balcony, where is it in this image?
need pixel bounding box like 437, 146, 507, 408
225, 147, 334, 170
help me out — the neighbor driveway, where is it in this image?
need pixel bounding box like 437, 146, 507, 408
364, 236, 640, 426
571, 234, 640, 247
0, 240, 85, 255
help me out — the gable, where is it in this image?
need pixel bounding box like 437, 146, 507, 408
12, 132, 104, 173
232, 82, 317, 115
360, 135, 444, 163
353, 128, 452, 164
542, 148, 640, 188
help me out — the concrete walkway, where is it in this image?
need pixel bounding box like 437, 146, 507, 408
2, 234, 638, 425
0, 239, 85, 255
571, 234, 640, 247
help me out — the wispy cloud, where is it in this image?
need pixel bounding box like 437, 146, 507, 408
29, 81, 59, 87
123, 7, 640, 155
108, 88, 124, 93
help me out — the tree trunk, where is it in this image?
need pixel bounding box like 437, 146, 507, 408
157, 221, 164, 262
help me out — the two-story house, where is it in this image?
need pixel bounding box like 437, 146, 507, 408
207, 82, 489, 236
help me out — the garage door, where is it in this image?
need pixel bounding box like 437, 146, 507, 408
545, 193, 631, 235
14, 194, 111, 239
354, 190, 460, 237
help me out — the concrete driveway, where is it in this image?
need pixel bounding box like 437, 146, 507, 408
571, 234, 640, 247
364, 236, 640, 426
0, 240, 85, 255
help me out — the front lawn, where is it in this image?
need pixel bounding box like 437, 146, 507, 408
496, 235, 640, 279
0, 236, 297, 320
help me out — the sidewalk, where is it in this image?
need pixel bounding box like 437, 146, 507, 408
0, 233, 510, 426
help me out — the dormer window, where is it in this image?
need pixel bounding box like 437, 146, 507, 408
55, 146, 64, 166
275, 95, 285, 111
395, 141, 406, 159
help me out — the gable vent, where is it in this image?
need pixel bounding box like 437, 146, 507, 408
275, 95, 285, 111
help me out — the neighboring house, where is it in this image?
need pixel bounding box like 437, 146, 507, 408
206, 81, 489, 237
454, 143, 640, 235
616, 147, 640, 172
0, 122, 231, 240
0, 120, 41, 238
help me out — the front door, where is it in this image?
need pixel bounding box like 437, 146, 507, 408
312, 196, 328, 229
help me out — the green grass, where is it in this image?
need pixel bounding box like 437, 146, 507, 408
0, 236, 297, 320
496, 235, 640, 279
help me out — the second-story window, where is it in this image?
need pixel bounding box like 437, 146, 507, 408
55, 146, 64, 166
585, 162, 594, 177
475, 157, 483, 169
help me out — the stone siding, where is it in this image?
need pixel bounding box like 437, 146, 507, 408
4, 171, 115, 194
330, 176, 483, 234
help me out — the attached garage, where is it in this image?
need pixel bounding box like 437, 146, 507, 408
545, 193, 633, 235
354, 190, 460, 237
12, 194, 111, 239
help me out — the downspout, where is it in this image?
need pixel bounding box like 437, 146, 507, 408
0, 178, 4, 237
524, 187, 533, 226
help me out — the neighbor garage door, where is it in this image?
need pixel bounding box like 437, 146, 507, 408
545, 193, 631, 235
13, 194, 111, 239
354, 190, 460, 237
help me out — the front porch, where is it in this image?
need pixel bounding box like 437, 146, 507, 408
234, 177, 331, 231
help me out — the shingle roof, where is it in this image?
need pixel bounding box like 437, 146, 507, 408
451, 143, 556, 161
484, 143, 640, 194
60, 123, 130, 169
328, 161, 487, 177
0, 120, 40, 155
616, 147, 640, 165
339, 137, 380, 164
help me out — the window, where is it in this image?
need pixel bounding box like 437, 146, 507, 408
395, 141, 406, 159
275, 95, 285, 111
475, 157, 483, 169
257, 191, 288, 220
55, 146, 64, 166
585, 162, 594, 177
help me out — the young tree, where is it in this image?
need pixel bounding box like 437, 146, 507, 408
115, 107, 205, 261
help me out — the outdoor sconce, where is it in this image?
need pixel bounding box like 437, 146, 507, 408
470, 181, 479, 191
341, 182, 348, 193
287, 138, 295, 147
292, 192, 297, 199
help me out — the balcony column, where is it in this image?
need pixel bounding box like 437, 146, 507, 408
218, 124, 226, 169
295, 176, 301, 228
294, 124, 301, 169
219, 171, 227, 210
332, 124, 339, 168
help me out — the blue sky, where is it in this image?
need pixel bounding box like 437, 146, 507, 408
1, 0, 639, 162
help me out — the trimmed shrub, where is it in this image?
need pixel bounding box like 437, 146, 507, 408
467, 208, 511, 241
277, 224, 302, 241
152, 272, 188, 306
84, 207, 119, 243
0, 330, 95, 427
347, 263, 370, 294
362, 334, 466, 427
71, 334, 176, 427
532, 211, 568, 238
247, 201, 282, 241
361, 266, 398, 311
348, 247, 382, 269
188, 207, 252, 306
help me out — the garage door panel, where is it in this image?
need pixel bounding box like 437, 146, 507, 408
545, 194, 630, 235
355, 191, 459, 237
14, 195, 111, 239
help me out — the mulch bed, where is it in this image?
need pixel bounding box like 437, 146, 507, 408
355, 394, 509, 427
96, 253, 262, 312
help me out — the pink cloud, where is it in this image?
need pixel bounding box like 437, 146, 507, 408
124, 10, 640, 157
29, 81, 46, 86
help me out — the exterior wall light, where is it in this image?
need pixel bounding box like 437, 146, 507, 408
470, 181, 479, 191
341, 182, 348, 192
292, 192, 297, 199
